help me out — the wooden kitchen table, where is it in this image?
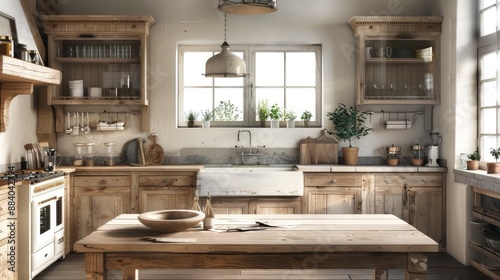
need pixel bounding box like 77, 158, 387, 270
74, 214, 438, 280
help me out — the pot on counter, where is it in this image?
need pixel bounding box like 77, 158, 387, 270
410, 144, 426, 166
383, 145, 401, 166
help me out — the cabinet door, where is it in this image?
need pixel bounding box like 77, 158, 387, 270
408, 185, 443, 245
209, 198, 249, 214
138, 173, 195, 212
73, 175, 131, 242
304, 186, 361, 214
250, 198, 301, 214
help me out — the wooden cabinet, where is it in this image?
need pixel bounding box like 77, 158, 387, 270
137, 172, 195, 212
0, 183, 16, 280
373, 173, 444, 246
40, 15, 155, 132
303, 173, 363, 214
349, 16, 442, 105
206, 197, 301, 215
72, 172, 132, 242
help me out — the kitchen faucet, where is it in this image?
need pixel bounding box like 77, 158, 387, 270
237, 130, 259, 161
237, 130, 252, 148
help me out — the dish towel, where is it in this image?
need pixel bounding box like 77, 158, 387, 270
384, 120, 412, 129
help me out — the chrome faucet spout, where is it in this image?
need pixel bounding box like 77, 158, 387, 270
237, 130, 251, 147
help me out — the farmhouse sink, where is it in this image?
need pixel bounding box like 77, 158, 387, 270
198, 165, 304, 197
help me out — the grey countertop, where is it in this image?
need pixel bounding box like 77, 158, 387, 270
296, 164, 447, 173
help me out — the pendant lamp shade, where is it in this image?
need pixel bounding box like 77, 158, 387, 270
217, 0, 277, 15
205, 41, 247, 77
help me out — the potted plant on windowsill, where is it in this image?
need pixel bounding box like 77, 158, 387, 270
185, 110, 199, 127
257, 99, 269, 127
213, 100, 240, 121
487, 147, 500, 174
326, 103, 372, 165
269, 104, 282, 128
200, 109, 212, 128
284, 110, 297, 128
301, 110, 312, 127
466, 150, 480, 170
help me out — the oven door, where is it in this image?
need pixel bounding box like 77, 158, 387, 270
54, 187, 64, 233
31, 190, 56, 253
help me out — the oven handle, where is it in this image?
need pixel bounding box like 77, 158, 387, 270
38, 196, 62, 205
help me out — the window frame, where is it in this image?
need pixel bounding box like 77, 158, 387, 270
178, 44, 322, 128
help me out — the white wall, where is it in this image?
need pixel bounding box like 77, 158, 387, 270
55, 0, 434, 159
0, 0, 40, 170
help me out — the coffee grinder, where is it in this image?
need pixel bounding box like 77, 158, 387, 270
426, 132, 442, 167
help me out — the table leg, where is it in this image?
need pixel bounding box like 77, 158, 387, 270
373, 269, 388, 280
85, 252, 107, 280
405, 252, 428, 280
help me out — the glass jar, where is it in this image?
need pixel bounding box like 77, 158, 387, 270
410, 144, 426, 166
459, 153, 468, 170
104, 142, 115, 166
0, 36, 13, 57
84, 143, 95, 166
73, 143, 84, 166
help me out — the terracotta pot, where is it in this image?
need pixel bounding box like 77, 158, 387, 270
187, 120, 195, 127
342, 147, 359, 165
487, 162, 500, 174
467, 160, 479, 170
260, 120, 266, 127
303, 120, 310, 127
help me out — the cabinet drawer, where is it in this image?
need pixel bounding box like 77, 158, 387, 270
375, 174, 442, 187
74, 176, 131, 187
304, 174, 362, 187
139, 175, 193, 187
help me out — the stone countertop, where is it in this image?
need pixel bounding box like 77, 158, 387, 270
296, 164, 448, 173
65, 165, 205, 172
454, 169, 500, 193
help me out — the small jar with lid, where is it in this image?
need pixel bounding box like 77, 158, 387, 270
0, 36, 14, 57
15, 43, 30, 62
104, 142, 115, 166
84, 143, 95, 166
410, 144, 426, 166
73, 143, 84, 166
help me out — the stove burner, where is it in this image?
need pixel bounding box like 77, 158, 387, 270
0, 170, 65, 184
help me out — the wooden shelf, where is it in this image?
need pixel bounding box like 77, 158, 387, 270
54, 57, 140, 64
0, 55, 61, 132
366, 57, 433, 63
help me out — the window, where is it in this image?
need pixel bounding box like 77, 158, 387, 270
178, 45, 322, 127
478, 0, 500, 161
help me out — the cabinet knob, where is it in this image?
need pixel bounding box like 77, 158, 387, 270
132, 24, 137, 28
330, 179, 337, 184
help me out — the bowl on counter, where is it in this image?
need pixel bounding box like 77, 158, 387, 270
138, 210, 205, 233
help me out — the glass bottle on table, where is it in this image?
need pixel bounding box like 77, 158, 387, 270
73, 143, 84, 166
192, 190, 202, 212
84, 143, 95, 166
203, 192, 214, 230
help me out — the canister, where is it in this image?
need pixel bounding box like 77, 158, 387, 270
15, 43, 30, 61
0, 35, 14, 57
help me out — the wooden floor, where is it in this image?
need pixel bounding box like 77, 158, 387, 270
33, 252, 490, 280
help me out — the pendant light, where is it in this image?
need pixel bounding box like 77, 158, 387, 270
205, 13, 247, 78
217, 0, 277, 15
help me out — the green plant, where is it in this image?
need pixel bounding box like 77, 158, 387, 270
213, 100, 240, 121
490, 147, 500, 161
326, 103, 372, 147
269, 104, 282, 120
257, 99, 269, 122
284, 110, 296, 120
185, 110, 199, 121
200, 109, 213, 121
301, 110, 312, 121
467, 150, 481, 161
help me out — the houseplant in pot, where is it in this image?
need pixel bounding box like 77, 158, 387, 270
200, 109, 212, 128
466, 150, 480, 170
326, 103, 372, 165
185, 110, 199, 127
284, 110, 296, 128
301, 110, 312, 127
487, 147, 500, 174
269, 104, 282, 128
257, 99, 269, 127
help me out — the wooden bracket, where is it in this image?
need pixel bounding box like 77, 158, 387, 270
0, 82, 33, 132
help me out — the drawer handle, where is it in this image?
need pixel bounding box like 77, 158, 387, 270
330, 179, 337, 184
402, 183, 408, 207
99, 180, 107, 185
132, 24, 137, 28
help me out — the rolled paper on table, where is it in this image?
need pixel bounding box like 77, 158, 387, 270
384, 120, 412, 129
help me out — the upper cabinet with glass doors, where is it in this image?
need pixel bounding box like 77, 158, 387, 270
349, 16, 442, 105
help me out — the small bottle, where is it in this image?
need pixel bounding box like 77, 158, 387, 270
203, 192, 214, 230
192, 190, 202, 212
0, 36, 13, 57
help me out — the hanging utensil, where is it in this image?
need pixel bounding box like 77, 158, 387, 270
72, 111, 80, 135
84, 111, 91, 133
66, 111, 73, 135
81, 111, 86, 132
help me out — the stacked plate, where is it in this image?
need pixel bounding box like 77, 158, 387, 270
88, 87, 102, 98
416, 47, 432, 61
69, 80, 84, 97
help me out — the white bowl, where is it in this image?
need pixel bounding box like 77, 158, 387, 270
138, 210, 205, 233
70, 88, 84, 97
88, 87, 102, 97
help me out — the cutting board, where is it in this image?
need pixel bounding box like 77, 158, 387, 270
299, 130, 338, 164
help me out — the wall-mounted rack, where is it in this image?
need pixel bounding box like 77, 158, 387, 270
364, 110, 424, 130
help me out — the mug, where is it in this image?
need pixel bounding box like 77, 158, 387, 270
372, 47, 393, 58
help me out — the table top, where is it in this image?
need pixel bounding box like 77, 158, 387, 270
74, 214, 438, 254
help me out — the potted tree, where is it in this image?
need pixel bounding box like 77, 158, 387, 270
487, 147, 500, 174
301, 110, 312, 127
466, 151, 480, 170
269, 104, 282, 128
200, 109, 212, 128
185, 110, 198, 127
284, 110, 297, 128
326, 103, 372, 165
257, 99, 269, 127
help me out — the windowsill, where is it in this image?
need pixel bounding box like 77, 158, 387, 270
454, 168, 500, 193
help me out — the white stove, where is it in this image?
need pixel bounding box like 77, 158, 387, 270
1, 169, 66, 279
